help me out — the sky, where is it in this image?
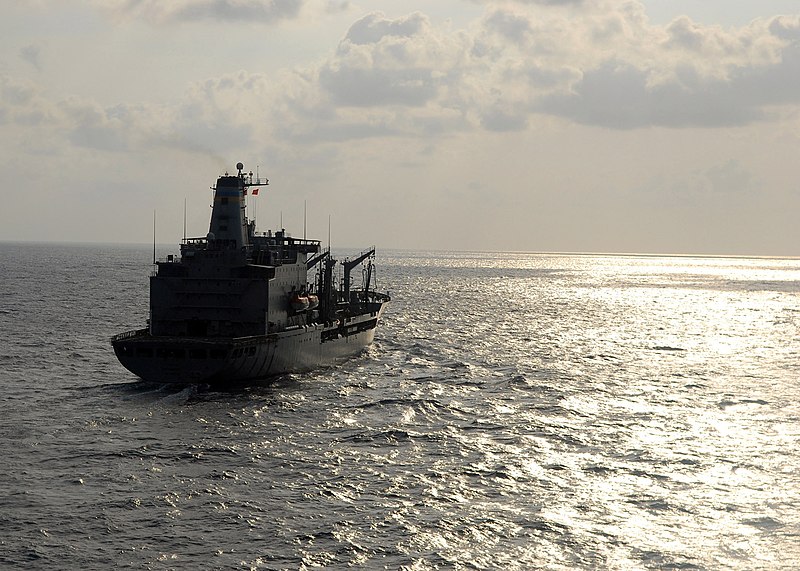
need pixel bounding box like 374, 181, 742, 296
1, 0, 799, 256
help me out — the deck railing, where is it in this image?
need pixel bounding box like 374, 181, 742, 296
111, 328, 148, 342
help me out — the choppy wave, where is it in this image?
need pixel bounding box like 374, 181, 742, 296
1, 243, 799, 569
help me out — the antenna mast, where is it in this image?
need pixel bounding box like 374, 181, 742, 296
152, 210, 156, 265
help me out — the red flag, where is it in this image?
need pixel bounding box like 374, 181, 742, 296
251, 187, 259, 196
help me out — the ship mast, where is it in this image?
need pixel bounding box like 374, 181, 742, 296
207, 162, 268, 250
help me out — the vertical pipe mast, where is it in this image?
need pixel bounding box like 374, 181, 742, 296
152, 209, 156, 265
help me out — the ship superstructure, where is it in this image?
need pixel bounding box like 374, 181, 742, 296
112, 163, 389, 384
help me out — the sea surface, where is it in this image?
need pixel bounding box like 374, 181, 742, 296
1, 242, 799, 570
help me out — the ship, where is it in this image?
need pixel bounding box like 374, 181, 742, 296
112, 162, 390, 384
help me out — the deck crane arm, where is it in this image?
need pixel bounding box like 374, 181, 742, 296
343, 247, 375, 301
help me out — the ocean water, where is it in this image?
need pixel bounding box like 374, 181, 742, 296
1, 241, 799, 570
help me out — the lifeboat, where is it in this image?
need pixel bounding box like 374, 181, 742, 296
289, 292, 310, 312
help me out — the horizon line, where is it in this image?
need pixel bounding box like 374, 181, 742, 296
1, 238, 798, 261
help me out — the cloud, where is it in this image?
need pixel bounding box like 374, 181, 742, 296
641, 159, 759, 206
536, 62, 765, 129
7, 1, 800, 167
96, 0, 303, 24
323, 0, 350, 14
260, 6, 800, 139
528, 0, 585, 4
317, 12, 470, 115
470, 5, 800, 129
0, 74, 175, 153
483, 9, 533, 43
168, 72, 268, 151
0, 75, 54, 127
537, 32, 800, 129
471, 0, 586, 5
768, 14, 800, 41
319, 66, 440, 108
65, 2, 800, 142
19, 44, 42, 71
344, 10, 428, 45
705, 159, 757, 195
479, 107, 528, 131
61, 99, 138, 151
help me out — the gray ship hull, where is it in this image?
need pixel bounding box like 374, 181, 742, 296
112, 311, 383, 385
111, 163, 390, 384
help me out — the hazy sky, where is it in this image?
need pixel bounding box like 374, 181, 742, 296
2, 0, 799, 255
